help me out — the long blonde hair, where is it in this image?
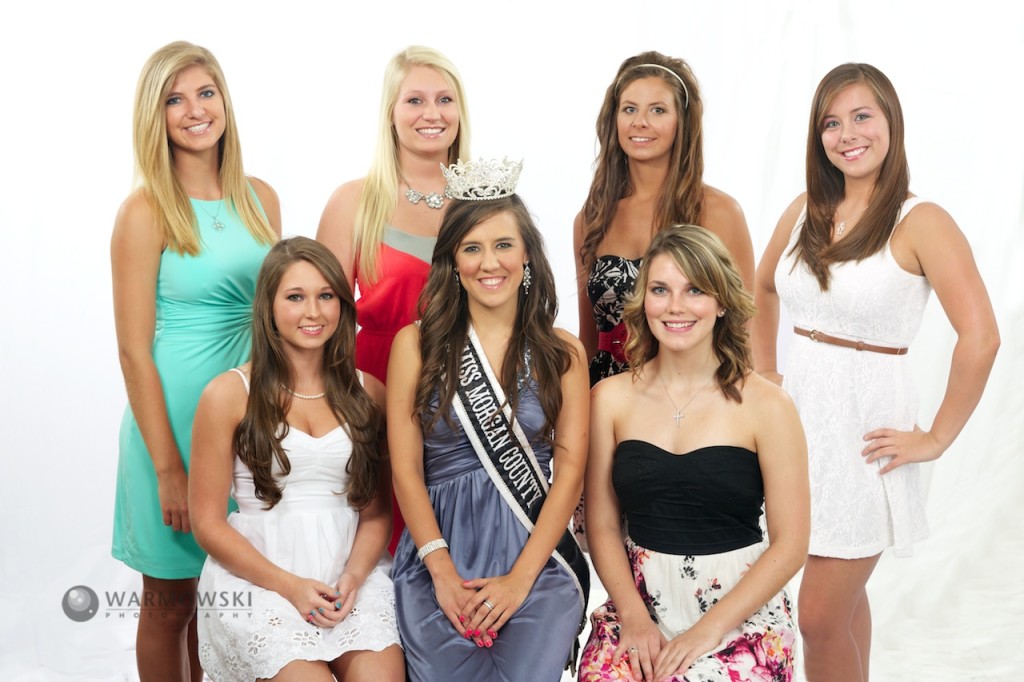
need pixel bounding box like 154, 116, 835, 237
355, 46, 472, 282
133, 41, 275, 255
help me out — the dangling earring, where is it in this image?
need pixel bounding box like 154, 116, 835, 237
453, 270, 461, 290
522, 263, 532, 295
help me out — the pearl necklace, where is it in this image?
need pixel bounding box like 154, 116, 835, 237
282, 385, 326, 400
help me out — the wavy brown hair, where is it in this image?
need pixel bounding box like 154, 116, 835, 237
415, 195, 573, 439
579, 51, 705, 268
623, 225, 755, 403
790, 63, 910, 290
235, 237, 385, 510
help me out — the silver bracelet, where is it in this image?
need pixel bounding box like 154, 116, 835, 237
416, 538, 449, 561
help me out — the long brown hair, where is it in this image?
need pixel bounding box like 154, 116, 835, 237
791, 63, 910, 290
579, 51, 705, 268
415, 195, 573, 438
623, 225, 755, 403
235, 237, 385, 510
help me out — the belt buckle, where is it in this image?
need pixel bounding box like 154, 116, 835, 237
809, 329, 822, 342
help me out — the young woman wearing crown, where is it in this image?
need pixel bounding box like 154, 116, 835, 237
317, 46, 473, 554
388, 158, 590, 680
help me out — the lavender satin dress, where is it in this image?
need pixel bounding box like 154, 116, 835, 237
392, 384, 582, 682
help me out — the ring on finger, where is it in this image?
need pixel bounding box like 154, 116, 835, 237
628, 646, 639, 655
483, 599, 495, 611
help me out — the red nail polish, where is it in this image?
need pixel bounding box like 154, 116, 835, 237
484, 640, 492, 648
464, 631, 472, 639
487, 629, 497, 638
476, 639, 484, 647
458, 615, 465, 622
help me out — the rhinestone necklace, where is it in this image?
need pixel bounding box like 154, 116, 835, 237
403, 178, 445, 210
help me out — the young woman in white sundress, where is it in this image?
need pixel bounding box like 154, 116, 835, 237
190, 237, 403, 681
753, 63, 999, 681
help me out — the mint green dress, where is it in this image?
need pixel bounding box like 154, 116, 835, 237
112, 198, 271, 579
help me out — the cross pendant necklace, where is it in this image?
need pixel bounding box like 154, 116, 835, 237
658, 373, 715, 429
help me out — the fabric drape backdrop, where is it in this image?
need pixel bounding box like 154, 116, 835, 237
0, 1, 1018, 679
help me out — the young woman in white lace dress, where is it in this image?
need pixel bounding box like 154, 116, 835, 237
190, 238, 403, 681
753, 63, 999, 682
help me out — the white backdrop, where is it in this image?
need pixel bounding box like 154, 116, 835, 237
1, 1, 1020, 680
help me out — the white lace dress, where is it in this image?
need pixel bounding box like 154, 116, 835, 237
197, 371, 400, 681
776, 199, 931, 559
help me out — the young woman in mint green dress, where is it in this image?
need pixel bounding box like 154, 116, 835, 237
110, 41, 280, 681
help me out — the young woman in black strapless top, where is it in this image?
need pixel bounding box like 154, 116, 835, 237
579, 225, 809, 682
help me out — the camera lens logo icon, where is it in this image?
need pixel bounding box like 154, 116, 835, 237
62, 585, 99, 622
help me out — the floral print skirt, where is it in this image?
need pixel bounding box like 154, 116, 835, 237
579, 537, 795, 681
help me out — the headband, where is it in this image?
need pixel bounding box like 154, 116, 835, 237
628, 63, 690, 109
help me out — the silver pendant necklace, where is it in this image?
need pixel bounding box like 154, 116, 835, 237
196, 200, 225, 231
835, 204, 863, 237
403, 178, 445, 210
658, 373, 715, 428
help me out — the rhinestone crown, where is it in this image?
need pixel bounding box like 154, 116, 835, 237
441, 157, 523, 201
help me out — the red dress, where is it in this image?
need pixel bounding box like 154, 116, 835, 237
354, 226, 436, 552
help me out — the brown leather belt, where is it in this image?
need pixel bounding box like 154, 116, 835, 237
794, 327, 908, 356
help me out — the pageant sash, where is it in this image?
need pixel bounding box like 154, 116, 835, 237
451, 325, 590, 657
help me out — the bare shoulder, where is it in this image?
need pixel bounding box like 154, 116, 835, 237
318, 178, 365, 247
900, 200, 958, 236
114, 190, 157, 232
248, 175, 282, 233
392, 323, 422, 355
247, 175, 279, 203
199, 367, 250, 420
554, 327, 585, 354
702, 184, 745, 219
740, 371, 797, 420
387, 323, 423, 391
112, 191, 162, 248
591, 370, 633, 405
361, 371, 386, 409
702, 185, 749, 237
572, 211, 585, 245
324, 177, 366, 213
780, 192, 808, 224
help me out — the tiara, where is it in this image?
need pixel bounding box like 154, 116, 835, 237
441, 157, 523, 201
